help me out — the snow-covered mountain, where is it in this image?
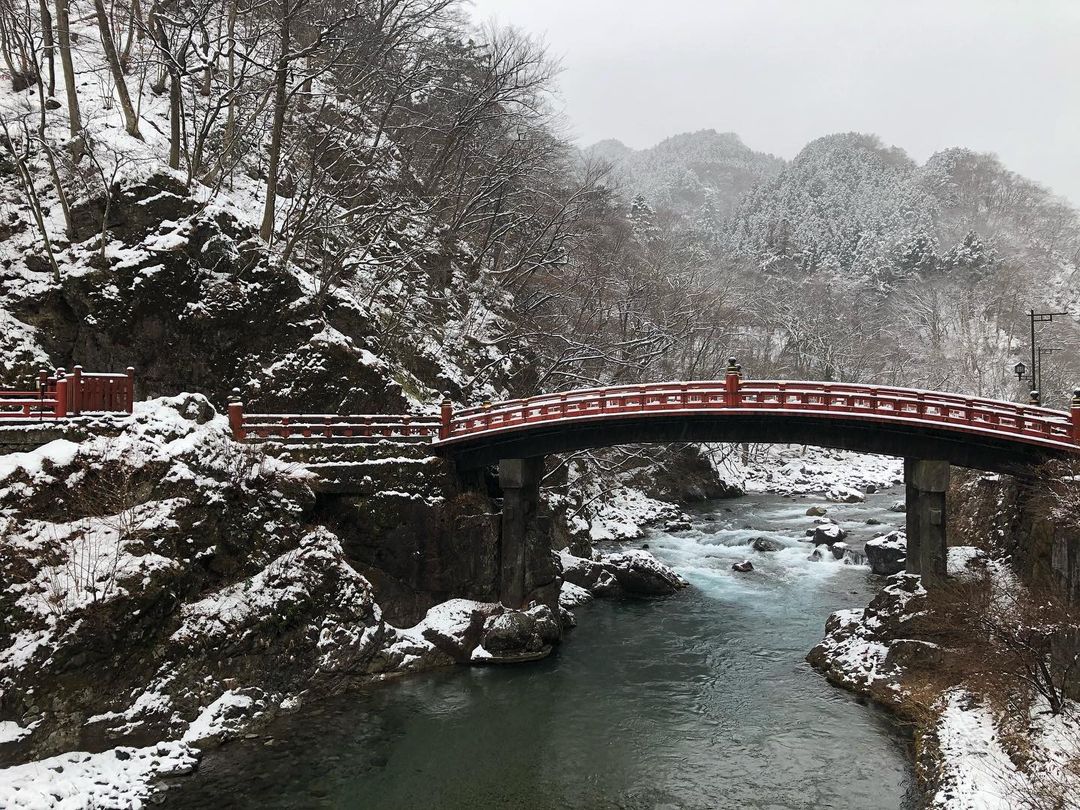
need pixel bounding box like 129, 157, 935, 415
584, 129, 784, 221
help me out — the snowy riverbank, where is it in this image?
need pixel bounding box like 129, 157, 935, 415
808, 548, 1080, 808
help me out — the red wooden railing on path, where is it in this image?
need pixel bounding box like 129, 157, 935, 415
227, 363, 1080, 454
0, 366, 135, 419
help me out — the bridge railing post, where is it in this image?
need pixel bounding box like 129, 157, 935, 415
1072, 388, 1080, 444
71, 365, 83, 415
439, 393, 453, 440
125, 367, 136, 413
725, 357, 740, 407
53, 374, 68, 418
228, 389, 245, 440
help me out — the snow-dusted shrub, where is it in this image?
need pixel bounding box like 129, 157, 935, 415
917, 571, 1080, 717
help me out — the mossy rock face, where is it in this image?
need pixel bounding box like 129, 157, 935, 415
319, 485, 502, 627
68, 173, 195, 243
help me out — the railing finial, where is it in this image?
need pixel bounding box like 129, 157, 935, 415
725, 359, 741, 406
227, 388, 245, 440
439, 392, 453, 440
1072, 388, 1080, 444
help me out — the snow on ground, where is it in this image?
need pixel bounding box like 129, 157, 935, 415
0, 741, 198, 810
712, 444, 903, 496
932, 691, 1017, 810
932, 691, 1080, 810
0, 721, 33, 744
585, 487, 681, 542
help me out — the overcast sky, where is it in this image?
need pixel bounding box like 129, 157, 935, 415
470, 0, 1080, 206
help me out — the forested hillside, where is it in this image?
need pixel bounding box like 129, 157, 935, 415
596, 131, 1080, 403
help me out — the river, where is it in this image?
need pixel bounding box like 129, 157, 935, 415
165, 491, 918, 809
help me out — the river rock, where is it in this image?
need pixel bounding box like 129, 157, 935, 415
808, 544, 830, 562
559, 606, 577, 629
864, 530, 907, 576
732, 560, 754, 573
558, 580, 594, 609
557, 549, 686, 597
602, 550, 689, 596
811, 522, 847, 546
664, 517, 693, 532
865, 517, 881, 525
805, 505, 828, 517
827, 486, 865, 504
557, 550, 621, 596
830, 541, 850, 560
480, 611, 545, 655
864, 484, 877, 494
418, 599, 503, 662
751, 537, 783, 553
888, 500, 906, 513
525, 604, 562, 645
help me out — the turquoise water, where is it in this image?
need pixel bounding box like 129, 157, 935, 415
166, 492, 916, 809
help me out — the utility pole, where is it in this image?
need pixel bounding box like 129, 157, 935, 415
1028, 309, 1068, 404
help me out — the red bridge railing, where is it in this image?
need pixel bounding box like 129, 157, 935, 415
438, 369, 1080, 451
229, 400, 439, 442
1, 366, 135, 419
228, 368, 1080, 451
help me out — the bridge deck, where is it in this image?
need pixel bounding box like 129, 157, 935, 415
230, 373, 1080, 473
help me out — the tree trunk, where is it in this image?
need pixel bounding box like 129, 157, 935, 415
54, 0, 82, 159
151, 15, 181, 169
38, 0, 56, 96
260, 0, 291, 243
92, 0, 141, 137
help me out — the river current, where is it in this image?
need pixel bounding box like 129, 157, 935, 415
166, 491, 918, 809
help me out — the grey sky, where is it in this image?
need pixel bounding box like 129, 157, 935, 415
470, 0, 1080, 206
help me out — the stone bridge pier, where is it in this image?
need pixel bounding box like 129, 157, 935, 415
904, 459, 950, 584
498, 457, 557, 609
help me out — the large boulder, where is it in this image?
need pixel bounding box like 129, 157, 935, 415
865, 531, 907, 576
481, 612, 542, 654
557, 549, 687, 598
558, 580, 593, 609
827, 486, 865, 504
751, 537, 783, 553
417, 599, 502, 662
602, 550, 688, 596
557, 550, 621, 596
475, 608, 555, 662
811, 521, 847, 546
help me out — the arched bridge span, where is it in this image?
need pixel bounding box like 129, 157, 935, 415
431, 377, 1080, 474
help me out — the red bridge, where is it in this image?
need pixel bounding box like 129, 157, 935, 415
228, 362, 1080, 596
230, 364, 1080, 474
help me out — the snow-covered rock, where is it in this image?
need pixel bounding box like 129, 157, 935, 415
556, 548, 687, 597
865, 530, 907, 576
809, 521, 847, 546
806, 572, 926, 700
826, 485, 866, 504
558, 580, 594, 609
0, 741, 198, 809
599, 549, 689, 596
